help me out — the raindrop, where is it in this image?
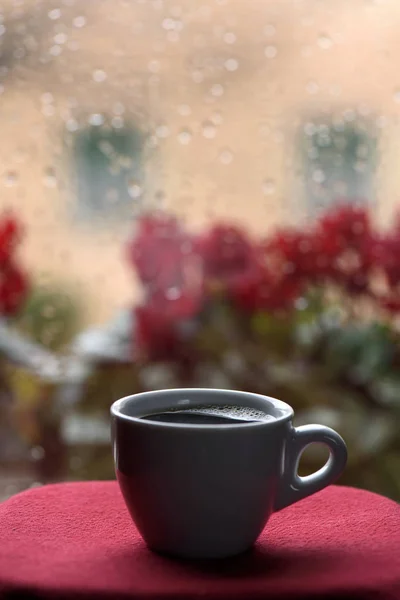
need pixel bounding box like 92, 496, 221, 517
295, 297, 308, 311
171, 6, 182, 17
264, 45, 277, 59
68, 40, 80, 52
306, 80, 319, 94
178, 104, 191, 116
147, 136, 159, 149
264, 24, 276, 37
178, 129, 192, 145
49, 45, 62, 57
106, 188, 119, 203
166, 287, 181, 300
223, 32, 236, 44
30, 446, 45, 461
304, 122, 317, 136
191, 70, 204, 83
354, 160, 367, 173
219, 149, 233, 164
224, 58, 239, 72
67, 97, 78, 109
42, 104, 55, 117
98, 140, 116, 159
358, 103, 371, 117
48, 8, 61, 20
43, 167, 57, 188
301, 45, 312, 58
301, 15, 314, 27
119, 156, 132, 169
93, 69, 107, 82
211, 111, 223, 125
210, 83, 224, 97
262, 178, 276, 195
156, 124, 170, 138
66, 118, 79, 132
132, 20, 144, 35
0, 24, 5, 36
202, 121, 216, 139
0, 85, 4, 95
343, 109, 356, 121
154, 189, 166, 205
393, 89, 400, 103
113, 102, 125, 115
167, 31, 180, 43
73, 16, 86, 28
111, 116, 124, 129
329, 84, 342, 97
148, 60, 160, 73
317, 34, 333, 50
70, 456, 83, 471
312, 169, 326, 184
377, 115, 387, 129
14, 48, 26, 60
4, 171, 18, 186
54, 33, 67, 45
162, 18, 175, 30
88, 113, 104, 127
128, 180, 142, 198
259, 123, 270, 137
41, 92, 54, 104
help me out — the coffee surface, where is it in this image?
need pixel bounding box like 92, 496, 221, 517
140, 404, 275, 424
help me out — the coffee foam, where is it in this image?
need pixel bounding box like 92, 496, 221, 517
177, 404, 275, 422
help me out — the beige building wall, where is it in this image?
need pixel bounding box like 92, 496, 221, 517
1, 0, 400, 324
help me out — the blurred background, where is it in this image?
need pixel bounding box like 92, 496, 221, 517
1, 0, 400, 501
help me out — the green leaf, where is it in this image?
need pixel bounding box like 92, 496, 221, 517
16, 285, 82, 351
251, 312, 295, 356
324, 322, 394, 381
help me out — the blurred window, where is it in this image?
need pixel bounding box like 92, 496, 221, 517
302, 119, 376, 210
73, 123, 143, 222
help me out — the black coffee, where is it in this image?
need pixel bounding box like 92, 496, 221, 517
140, 404, 275, 425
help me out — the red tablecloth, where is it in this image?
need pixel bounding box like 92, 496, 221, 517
0, 481, 399, 600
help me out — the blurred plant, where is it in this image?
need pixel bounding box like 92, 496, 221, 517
0, 214, 85, 486
15, 284, 82, 351
9, 283, 83, 484
0, 213, 29, 317
125, 204, 400, 500
0, 213, 31, 479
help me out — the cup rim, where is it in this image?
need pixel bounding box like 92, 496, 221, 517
110, 388, 294, 429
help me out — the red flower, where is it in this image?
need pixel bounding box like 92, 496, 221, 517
263, 230, 321, 281
195, 224, 263, 291
315, 203, 374, 294
135, 289, 203, 362
261, 203, 375, 296
318, 202, 370, 248
0, 263, 28, 316
0, 215, 22, 265
0, 213, 29, 316
375, 232, 400, 289
379, 297, 400, 314
232, 266, 302, 314
127, 213, 196, 294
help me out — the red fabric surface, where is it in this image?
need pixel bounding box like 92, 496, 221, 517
0, 482, 399, 600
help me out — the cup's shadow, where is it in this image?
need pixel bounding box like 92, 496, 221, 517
156, 544, 336, 578
112, 539, 340, 581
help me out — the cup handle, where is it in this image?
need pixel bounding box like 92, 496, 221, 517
274, 424, 348, 511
